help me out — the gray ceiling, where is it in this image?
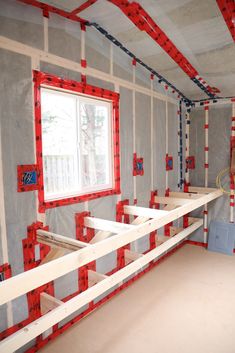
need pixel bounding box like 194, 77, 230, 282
38, 0, 235, 100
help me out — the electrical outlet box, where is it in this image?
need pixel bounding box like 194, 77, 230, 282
208, 221, 235, 255
166, 155, 173, 171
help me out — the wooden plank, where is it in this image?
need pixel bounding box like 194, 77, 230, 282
156, 235, 169, 245
131, 216, 149, 225
40, 248, 66, 265
37, 230, 90, 251
163, 204, 178, 211
169, 191, 203, 199
124, 249, 143, 265
0, 189, 222, 306
187, 186, 217, 194
124, 205, 168, 218
188, 217, 201, 226
88, 270, 108, 287
90, 217, 149, 244
0, 219, 204, 353
169, 227, 184, 237
84, 217, 135, 233
154, 196, 191, 206
40, 293, 63, 315
89, 231, 112, 244
0, 123, 13, 326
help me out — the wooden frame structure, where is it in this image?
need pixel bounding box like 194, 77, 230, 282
0, 187, 222, 352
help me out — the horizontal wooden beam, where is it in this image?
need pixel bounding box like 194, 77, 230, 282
37, 230, 90, 251
0, 189, 222, 306
124, 205, 168, 218
89, 230, 112, 244
187, 186, 217, 194
89, 217, 149, 244
154, 196, 191, 206
131, 216, 150, 225
163, 204, 178, 211
0, 219, 203, 352
84, 217, 135, 233
169, 191, 202, 199
169, 226, 184, 237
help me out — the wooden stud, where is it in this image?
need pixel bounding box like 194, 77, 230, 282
131, 216, 149, 225
40, 248, 66, 265
88, 270, 108, 288
89, 231, 112, 244
84, 217, 135, 233
124, 249, 143, 265
37, 230, 90, 251
40, 292, 63, 316
169, 226, 184, 236
124, 205, 168, 218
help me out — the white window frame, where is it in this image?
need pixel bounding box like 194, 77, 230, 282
41, 87, 114, 202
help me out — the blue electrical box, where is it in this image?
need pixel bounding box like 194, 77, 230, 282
208, 221, 235, 256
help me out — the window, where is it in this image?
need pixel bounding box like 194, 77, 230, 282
34, 71, 120, 211
41, 89, 112, 200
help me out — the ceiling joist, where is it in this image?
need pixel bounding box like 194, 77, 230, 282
71, 0, 98, 15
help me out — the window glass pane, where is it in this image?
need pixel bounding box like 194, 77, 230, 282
41, 89, 79, 199
80, 100, 111, 189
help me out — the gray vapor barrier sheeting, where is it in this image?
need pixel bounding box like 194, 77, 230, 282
190, 105, 232, 242
153, 99, 166, 191
136, 92, 151, 207
0, 0, 44, 50
0, 0, 180, 342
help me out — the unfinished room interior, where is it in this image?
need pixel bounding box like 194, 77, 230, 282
0, 0, 235, 352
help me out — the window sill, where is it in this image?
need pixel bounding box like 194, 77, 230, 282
39, 187, 121, 212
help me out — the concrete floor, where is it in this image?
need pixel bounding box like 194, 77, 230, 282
41, 245, 235, 353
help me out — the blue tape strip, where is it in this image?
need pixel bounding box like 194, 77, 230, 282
91, 22, 192, 106
178, 100, 183, 189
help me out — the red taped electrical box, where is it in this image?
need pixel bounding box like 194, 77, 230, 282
166, 155, 173, 171
133, 153, 144, 176
17, 164, 39, 192
186, 156, 195, 169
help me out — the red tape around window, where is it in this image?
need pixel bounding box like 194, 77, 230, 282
33, 70, 121, 212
